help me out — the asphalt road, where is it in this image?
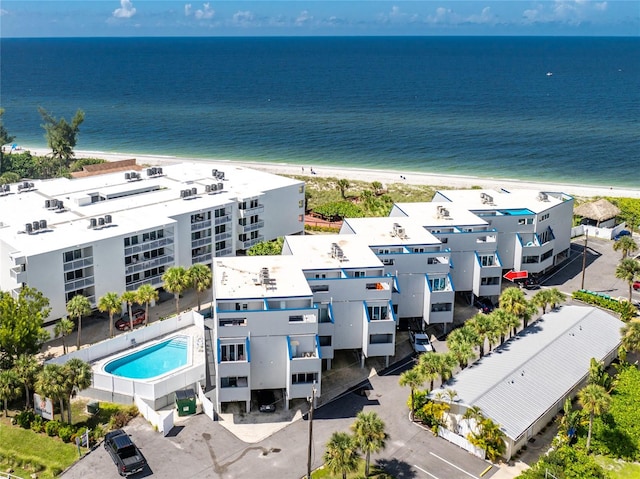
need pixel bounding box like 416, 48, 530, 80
62, 235, 633, 479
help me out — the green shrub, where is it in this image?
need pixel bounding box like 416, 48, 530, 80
30, 415, 44, 433
45, 420, 61, 437
572, 290, 631, 314
108, 411, 130, 430
57, 425, 75, 443
13, 410, 36, 429
91, 424, 105, 443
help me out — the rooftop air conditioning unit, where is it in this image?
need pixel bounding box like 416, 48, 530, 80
538, 192, 549, 201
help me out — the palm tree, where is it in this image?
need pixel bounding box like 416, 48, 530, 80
443, 388, 458, 426
0, 370, 20, 416
62, 358, 93, 424
323, 431, 359, 479
435, 353, 457, 387
13, 354, 40, 409
66, 294, 92, 351
36, 363, 66, 422
446, 330, 475, 369
621, 320, 640, 353
121, 290, 137, 332
531, 289, 551, 314
188, 263, 212, 312
399, 368, 423, 421
418, 353, 441, 390
468, 313, 492, 357
462, 405, 484, 433
351, 411, 387, 477
162, 266, 189, 315
578, 383, 611, 451
499, 287, 535, 328
371, 181, 383, 195
135, 284, 158, 326
615, 258, 640, 302
613, 235, 638, 259
547, 287, 566, 310
98, 292, 121, 337
491, 309, 518, 342
336, 179, 350, 199
54, 317, 74, 355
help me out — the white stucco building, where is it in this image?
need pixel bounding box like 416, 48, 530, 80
0, 162, 305, 326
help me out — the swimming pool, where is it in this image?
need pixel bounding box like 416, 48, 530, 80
104, 336, 189, 380
499, 208, 534, 216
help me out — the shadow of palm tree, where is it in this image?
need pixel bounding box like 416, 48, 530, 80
375, 458, 417, 478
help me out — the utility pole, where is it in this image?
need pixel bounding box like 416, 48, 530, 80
581, 232, 588, 290
306, 382, 317, 479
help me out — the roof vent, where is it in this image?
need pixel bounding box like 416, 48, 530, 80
0, 184, 10, 196
17, 182, 34, 193
392, 222, 406, 238
480, 192, 494, 204
537, 192, 549, 202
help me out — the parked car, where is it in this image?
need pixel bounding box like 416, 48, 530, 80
104, 429, 147, 477
409, 330, 433, 354
115, 309, 146, 331
614, 230, 632, 241
521, 277, 540, 290
634, 281, 640, 291
474, 298, 495, 314
257, 390, 276, 413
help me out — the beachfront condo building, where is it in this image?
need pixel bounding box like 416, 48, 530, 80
210, 256, 320, 413
390, 188, 573, 306
0, 162, 305, 325
210, 235, 396, 412
339, 217, 455, 330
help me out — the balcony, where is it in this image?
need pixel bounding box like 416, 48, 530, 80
125, 255, 174, 275
238, 204, 264, 218
124, 236, 174, 256
238, 220, 265, 233
10, 266, 26, 283
191, 237, 212, 248
214, 215, 232, 226
64, 276, 95, 292
214, 231, 232, 241
63, 257, 93, 272
190, 219, 212, 231
192, 252, 212, 264
215, 247, 233, 257
237, 235, 264, 250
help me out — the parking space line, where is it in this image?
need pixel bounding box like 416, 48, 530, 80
414, 464, 441, 479
429, 452, 480, 479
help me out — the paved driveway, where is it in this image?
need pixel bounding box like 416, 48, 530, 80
63, 356, 495, 479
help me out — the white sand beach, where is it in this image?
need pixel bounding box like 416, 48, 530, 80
23, 146, 640, 200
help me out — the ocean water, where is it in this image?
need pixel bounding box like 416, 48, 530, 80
1, 36, 638, 187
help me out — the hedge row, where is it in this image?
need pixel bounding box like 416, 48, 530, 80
572, 290, 631, 314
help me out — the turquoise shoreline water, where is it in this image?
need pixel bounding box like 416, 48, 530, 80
3, 37, 638, 189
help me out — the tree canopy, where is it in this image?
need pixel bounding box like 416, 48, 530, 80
247, 237, 284, 256
38, 107, 85, 165
0, 287, 50, 368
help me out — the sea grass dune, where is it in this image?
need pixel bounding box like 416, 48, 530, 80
53, 148, 640, 201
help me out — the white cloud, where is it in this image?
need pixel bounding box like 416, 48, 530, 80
295, 10, 313, 26
466, 6, 496, 25
523, 0, 608, 25
112, 0, 136, 19
185, 2, 214, 20
232, 10, 255, 27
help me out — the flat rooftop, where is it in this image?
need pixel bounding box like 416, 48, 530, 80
213, 255, 312, 300
0, 162, 302, 256
341, 217, 441, 246
434, 188, 568, 214
283, 234, 384, 270
392, 202, 489, 228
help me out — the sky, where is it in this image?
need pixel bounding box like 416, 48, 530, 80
0, 1, 638, 37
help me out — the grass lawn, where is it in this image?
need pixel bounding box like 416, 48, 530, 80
595, 456, 640, 479
0, 420, 79, 478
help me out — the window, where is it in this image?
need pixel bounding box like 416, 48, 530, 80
235, 303, 248, 311
221, 343, 245, 361
369, 334, 393, 344
310, 284, 329, 292
219, 318, 247, 327
289, 315, 304, 322
414, 247, 424, 253
523, 255, 539, 264
541, 249, 553, 261
215, 208, 226, 218
298, 200, 304, 208
292, 373, 318, 384
354, 271, 365, 277
480, 277, 500, 285
382, 258, 395, 266
63, 249, 81, 263
367, 305, 389, 320
318, 307, 331, 323
427, 257, 441, 265
319, 336, 332, 346
315, 273, 326, 279
429, 277, 446, 291
431, 303, 452, 312
479, 254, 495, 267
220, 376, 248, 388
65, 269, 84, 282
215, 225, 226, 235
215, 241, 227, 251
539, 213, 549, 222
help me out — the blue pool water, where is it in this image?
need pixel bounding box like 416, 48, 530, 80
500, 209, 535, 216
104, 336, 188, 380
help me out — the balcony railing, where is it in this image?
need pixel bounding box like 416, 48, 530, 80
191, 237, 212, 248
238, 205, 264, 218
63, 257, 93, 272
238, 220, 264, 233
215, 247, 233, 257
125, 255, 174, 275
190, 219, 212, 231
64, 276, 95, 292
237, 235, 264, 250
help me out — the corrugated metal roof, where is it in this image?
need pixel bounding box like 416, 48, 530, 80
433, 305, 623, 441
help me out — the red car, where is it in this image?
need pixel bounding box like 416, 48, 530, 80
115, 309, 146, 331
634, 281, 640, 291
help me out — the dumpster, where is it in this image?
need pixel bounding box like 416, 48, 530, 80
175, 389, 196, 416
87, 401, 100, 415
